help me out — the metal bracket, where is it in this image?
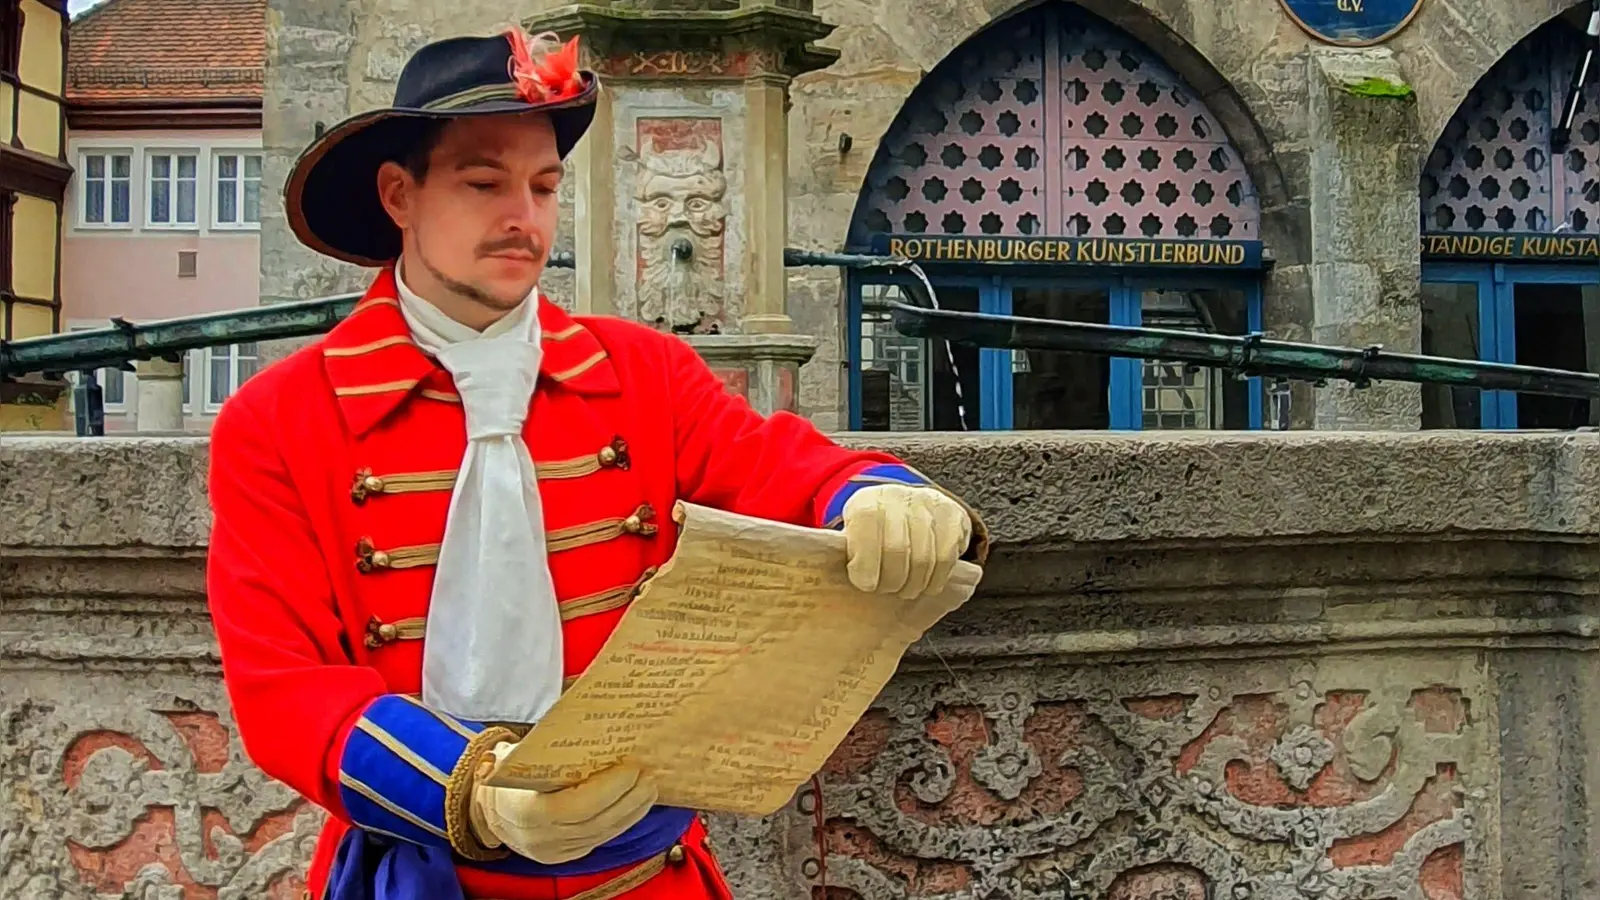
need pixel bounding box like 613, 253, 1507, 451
1226, 332, 1264, 381
1269, 378, 1293, 430
72, 368, 105, 437
1348, 343, 1384, 390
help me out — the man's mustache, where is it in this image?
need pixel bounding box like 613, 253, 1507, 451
477, 236, 545, 258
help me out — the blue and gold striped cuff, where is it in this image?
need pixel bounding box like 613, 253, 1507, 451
822, 463, 931, 529
336, 694, 486, 846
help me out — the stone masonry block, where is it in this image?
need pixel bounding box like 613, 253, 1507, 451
1305, 47, 1423, 429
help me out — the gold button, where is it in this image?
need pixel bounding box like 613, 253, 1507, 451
371, 550, 391, 568
377, 623, 398, 640
623, 514, 643, 533
598, 446, 618, 466
363, 475, 384, 492
351, 470, 376, 503
666, 844, 686, 865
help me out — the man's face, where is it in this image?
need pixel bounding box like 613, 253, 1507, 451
377, 113, 563, 323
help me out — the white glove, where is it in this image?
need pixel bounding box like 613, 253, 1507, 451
470, 743, 658, 864
842, 484, 972, 599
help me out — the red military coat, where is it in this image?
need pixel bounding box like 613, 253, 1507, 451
205, 269, 943, 900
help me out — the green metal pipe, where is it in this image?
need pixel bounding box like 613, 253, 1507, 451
1, 294, 362, 378
0, 249, 901, 380
886, 303, 1600, 399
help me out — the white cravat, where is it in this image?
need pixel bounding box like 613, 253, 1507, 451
396, 263, 564, 725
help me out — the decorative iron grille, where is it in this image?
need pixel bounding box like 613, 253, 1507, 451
850, 2, 1261, 245
1421, 20, 1600, 235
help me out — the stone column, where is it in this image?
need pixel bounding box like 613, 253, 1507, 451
1306, 47, 1424, 430
133, 357, 186, 433
525, 1, 837, 415
739, 74, 790, 337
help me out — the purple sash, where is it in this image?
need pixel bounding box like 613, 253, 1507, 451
325, 829, 463, 900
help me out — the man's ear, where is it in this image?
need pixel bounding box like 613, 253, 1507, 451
376, 161, 413, 229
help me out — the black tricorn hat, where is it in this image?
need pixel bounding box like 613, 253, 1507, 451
284, 29, 600, 268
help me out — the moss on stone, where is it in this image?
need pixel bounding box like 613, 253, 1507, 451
1341, 76, 1414, 99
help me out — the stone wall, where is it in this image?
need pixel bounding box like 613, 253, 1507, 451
7, 431, 1600, 897
262, 0, 1586, 430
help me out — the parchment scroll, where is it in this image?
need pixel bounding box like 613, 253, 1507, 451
483, 501, 983, 816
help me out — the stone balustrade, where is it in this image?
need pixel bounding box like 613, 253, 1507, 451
4, 431, 1600, 899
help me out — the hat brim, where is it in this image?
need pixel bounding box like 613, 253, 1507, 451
284, 80, 598, 268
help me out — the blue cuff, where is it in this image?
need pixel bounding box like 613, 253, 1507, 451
337, 694, 485, 847
822, 463, 931, 528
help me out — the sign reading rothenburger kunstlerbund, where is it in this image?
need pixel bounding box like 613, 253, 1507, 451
867, 235, 1266, 269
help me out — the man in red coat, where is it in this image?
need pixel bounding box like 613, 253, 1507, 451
206, 27, 985, 900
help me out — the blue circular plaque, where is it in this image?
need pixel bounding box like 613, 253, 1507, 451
1278, 0, 1427, 46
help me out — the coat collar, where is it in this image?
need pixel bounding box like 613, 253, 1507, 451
321, 268, 620, 437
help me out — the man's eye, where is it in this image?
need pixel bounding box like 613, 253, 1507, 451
468, 181, 496, 191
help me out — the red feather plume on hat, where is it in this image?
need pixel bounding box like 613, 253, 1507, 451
506, 29, 585, 104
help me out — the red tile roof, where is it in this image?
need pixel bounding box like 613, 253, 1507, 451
66, 0, 266, 104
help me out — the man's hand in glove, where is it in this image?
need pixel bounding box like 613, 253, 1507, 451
842, 484, 972, 599
470, 742, 658, 864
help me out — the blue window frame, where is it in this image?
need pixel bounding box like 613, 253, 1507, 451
1422, 262, 1600, 429
847, 271, 1265, 431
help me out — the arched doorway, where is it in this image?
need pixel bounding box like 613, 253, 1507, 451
1420, 7, 1600, 429
845, 1, 1267, 432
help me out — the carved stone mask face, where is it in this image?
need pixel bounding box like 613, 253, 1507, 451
630, 138, 729, 330
638, 168, 727, 239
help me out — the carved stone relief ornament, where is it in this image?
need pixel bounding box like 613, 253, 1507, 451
1, 681, 322, 900
622, 118, 730, 333
594, 48, 787, 79
793, 661, 1480, 900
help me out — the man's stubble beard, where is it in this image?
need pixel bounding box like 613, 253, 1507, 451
412, 225, 540, 314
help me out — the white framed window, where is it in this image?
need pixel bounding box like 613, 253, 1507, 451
79, 151, 133, 227
213, 152, 263, 227
1140, 290, 1233, 431
204, 342, 260, 410
79, 364, 129, 410
146, 151, 200, 227
858, 285, 929, 432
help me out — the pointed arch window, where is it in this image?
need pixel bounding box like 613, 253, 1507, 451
1420, 13, 1600, 431
846, 2, 1266, 432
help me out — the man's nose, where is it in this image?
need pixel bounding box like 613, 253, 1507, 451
503, 186, 541, 229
